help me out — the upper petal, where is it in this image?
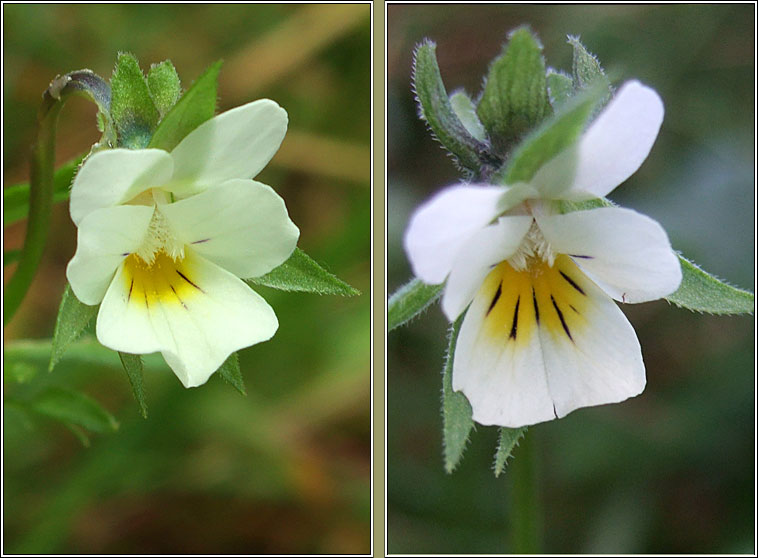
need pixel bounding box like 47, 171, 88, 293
568, 80, 664, 198
159, 179, 299, 279
69, 149, 174, 225
537, 207, 682, 303
96, 249, 278, 388
403, 184, 505, 285
441, 215, 533, 321
168, 99, 288, 194
66, 204, 155, 305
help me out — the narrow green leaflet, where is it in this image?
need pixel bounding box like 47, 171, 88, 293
493, 426, 526, 477
442, 316, 474, 473
110, 52, 160, 149
497, 85, 601, 185
388, 277, 443, 331
568, 36, 612, 104
217, 352, 246, 396
63, 422, 91, 447
449, 91, 487, 142
666, 256, 754, 314
546, 69, 573, 110
247, 247, 359, 296
477, 27, 551, 153
49, 284, 99, 372
557, 196, 613, 213
148, 60, 222, 152
413, 41, 491, 174
118, 352, 148, 418
28, 387, 119, 434
147, 60, 182, 117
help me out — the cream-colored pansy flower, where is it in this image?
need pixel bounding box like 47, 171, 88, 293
404, 81, 682, 428
67, 100, 299, 388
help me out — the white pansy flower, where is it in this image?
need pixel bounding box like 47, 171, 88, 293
67, 100, 299, 388
404, 81, 682, 428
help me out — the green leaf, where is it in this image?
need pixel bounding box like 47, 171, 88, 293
247, 247, 360, 296
666, 256, 754, 315
148, 60, 222, 152
147, 60, 182, 117
498, 85, 601, 185
110, 52, 160, 149
546, 69, 573, 110
63, 422, 91, 447
568, 36, 612, 104
3, 156, 82, 226
29, 387, 119, 434
4, 250, 20, 267
388, 278, 443, 331
442, 316, 474, 473
493, 426, 527, 477
449, 90, 487, 142
118, 352, 148, 418
49, 284, 99, 372
413, 41, 492, 174
217, 352, 246, 396
477, 27, 552, 154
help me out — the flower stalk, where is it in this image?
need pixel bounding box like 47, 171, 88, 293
509, 431, 541, 553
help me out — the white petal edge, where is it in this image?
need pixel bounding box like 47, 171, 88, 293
168, 99, 288, 194
69, 149, 174, 225
97, 250, 278, 388
441, 215, 533, 321
568, 80, 664, 198
452, 280, 556, 427
66, 205, 154, 305
403, 184, 505, 285
537, 207, 682, 303
540, 280, 646, 419
160, 179, 299, 279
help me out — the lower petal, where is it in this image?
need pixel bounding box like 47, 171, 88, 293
96, 249, 278, 387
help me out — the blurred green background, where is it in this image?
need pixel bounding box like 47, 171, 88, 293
388, 4, 754, 555
3, 4, 370, 554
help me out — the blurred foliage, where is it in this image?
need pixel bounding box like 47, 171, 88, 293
3, 4, 370, 554
388, 4, 754, 554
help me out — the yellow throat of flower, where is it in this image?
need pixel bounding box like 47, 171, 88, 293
123, 250, 201, 309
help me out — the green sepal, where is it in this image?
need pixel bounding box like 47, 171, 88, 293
148, 60, 221, 152
493, 426, 527, 477
442, 315, 474, 473
247, 247, 360, 296
568, 36, 612, 105
147, 60, 182, 118
546, 69, 573, 111
413, 40, 493, 175
449, 90, 487, 142
118, 352, 148, 419
49, 284, 99, 372
387, 277, 443, 331
28, 386, 119, 434
666, 256, 754, 315
3, 155, 82, 226
110, 52, 160, 149
477, 27, 552, 155
217, 352, 246, 396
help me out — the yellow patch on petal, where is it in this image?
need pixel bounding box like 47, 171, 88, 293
480, 255, 590, 345
123, 251, 201, 309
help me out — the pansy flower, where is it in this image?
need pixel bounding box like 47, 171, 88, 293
404, 81, 682, 427
67, 99, 299, 388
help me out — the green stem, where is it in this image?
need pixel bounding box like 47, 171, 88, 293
509, 431, 541, 553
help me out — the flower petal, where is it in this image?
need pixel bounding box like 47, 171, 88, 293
404, 184, 505, 285
97, 250, 278, 388
159, 179, 299, 279
66, 205, 155, 305
568, 80, 664, 198
441, 215, 533, 321
168, 99, 288, 194
537, 207, 682, 303
69, 149, 174, 225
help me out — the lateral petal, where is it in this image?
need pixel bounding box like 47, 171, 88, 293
66, 205, 155, 305
69, 149, 174, 225
537, 207, 682, 303
159, 179, 299, 279
168, 99, 288, 194
404, 184, 505, 285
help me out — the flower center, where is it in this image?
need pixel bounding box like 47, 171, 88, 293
123, 250, 202, 309
134, 207, 185, 265
507, 220, 555, 271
